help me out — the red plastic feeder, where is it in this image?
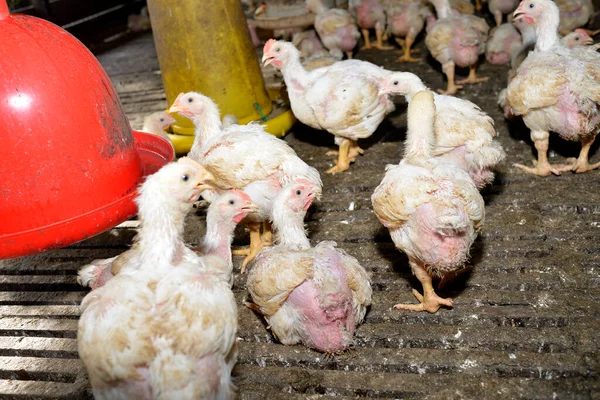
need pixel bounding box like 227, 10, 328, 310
0, 1, 174, 259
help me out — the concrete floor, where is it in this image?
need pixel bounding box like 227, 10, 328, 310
1, 10, 600, 399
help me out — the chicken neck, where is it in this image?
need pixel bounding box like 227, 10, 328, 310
189, 101, 223, 153
200, 208, 237, 267
429, 0, 452, 19
136, 191, 191, 269
395, 73, 428, 103
533, 5, 560, 52
279, 50, 313, 96
404, 92, 436, 161
272, 197, 311, 251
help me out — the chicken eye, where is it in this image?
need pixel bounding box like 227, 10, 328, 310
393, 81, 399, 85
295, 189, 302, 196
160, 118, 165, 122
275, 47, 281, 52
529, 3, 534, 8
575, 37, 580, 41
229, 199, 235, 205
182, 174, 189, 182
188, 97, 193, 103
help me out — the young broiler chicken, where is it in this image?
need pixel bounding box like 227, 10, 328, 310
141, 111, 176, 143
77, 158, 215, 290
379, 71, 504, 188
349, 0, 393, 50
78, 159, 238, 399
487, 0, 519, 27
485, 22, 523, 65
78, 189, 258, 290
505, 0, 600, 176
371, 90, 485, 313
169, 92, 322, 270
425, 0, 490, 95
246, 179, 372, 354
306, 0, 361, 59
262, 39, 394, 174
384, 0, 427, 62
292, 29, 338, 70
555, 0, 597, 36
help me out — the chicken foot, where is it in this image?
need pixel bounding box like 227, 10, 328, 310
438, 63, 463, 95
361, 27, 393, 50
569, 136, 600, 173
395, 36, 422, 63
232, 222, 266, 273
394, 262, 453, 313
514, 130, 572, 176
326, 139, 363, 174
475, 0, 483, 12
456, 65, 489, 85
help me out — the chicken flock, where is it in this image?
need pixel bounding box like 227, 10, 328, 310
76, 0, 600, 398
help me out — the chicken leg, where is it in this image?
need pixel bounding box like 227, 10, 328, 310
396, 35, 422, 63
475, 0, 482, 12
360, 28, 373, 49
394, 261, 453, 313
438, 62, 463, 95
232, 222, 266, 273
326, 138, 353, 174
456, 65, 489, 85
493, 10, 502, 27
569, 136, 600, 173
514, 130, 572, 176
374, 23, 394, 50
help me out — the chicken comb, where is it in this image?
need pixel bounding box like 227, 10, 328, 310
575, 29, 591, 38
264, 38, 278, 54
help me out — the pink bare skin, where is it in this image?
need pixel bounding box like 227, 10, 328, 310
286, 262, 356, 353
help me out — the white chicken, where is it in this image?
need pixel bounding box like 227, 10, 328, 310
378, 71, 505, 189
555, 0, 597, 35
78, 159, 238, 399
141, 111, 176, 144
306, 0, 361, 59
168, 92, 322, 270
246, 179, 372, 354
77, 158, 214, 289
384, 0, 428, 63
349, 0, 394, 50
505, 0, 600, 176
425, 0, 490, 95
262, 39, 395, 174
78, 174, 257, 290
485, 22, 523, 65
371, 90, 485, 313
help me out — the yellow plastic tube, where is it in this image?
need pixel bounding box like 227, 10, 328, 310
147, 0, 276, 150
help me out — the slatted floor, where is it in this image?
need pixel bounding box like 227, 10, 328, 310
2, 24, 600, 399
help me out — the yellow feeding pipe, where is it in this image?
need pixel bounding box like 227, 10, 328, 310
147, 0, 292, 153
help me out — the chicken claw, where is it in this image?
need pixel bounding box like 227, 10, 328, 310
513, 161, 568, 177
437, 82, 463, 95
394, 288, 454, 313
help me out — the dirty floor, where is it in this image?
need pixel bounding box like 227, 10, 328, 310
1, 13, 600, 399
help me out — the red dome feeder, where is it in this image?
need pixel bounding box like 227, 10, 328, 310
0, 1, 174, 259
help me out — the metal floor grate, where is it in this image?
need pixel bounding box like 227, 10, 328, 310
1, 29, 600, 399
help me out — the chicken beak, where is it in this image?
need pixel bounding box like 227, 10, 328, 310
242, 202, 260, 214
195, 170, 216, 193
513, 6, 525, 21
262, 53, 274, 67
168, 93, 186, 116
